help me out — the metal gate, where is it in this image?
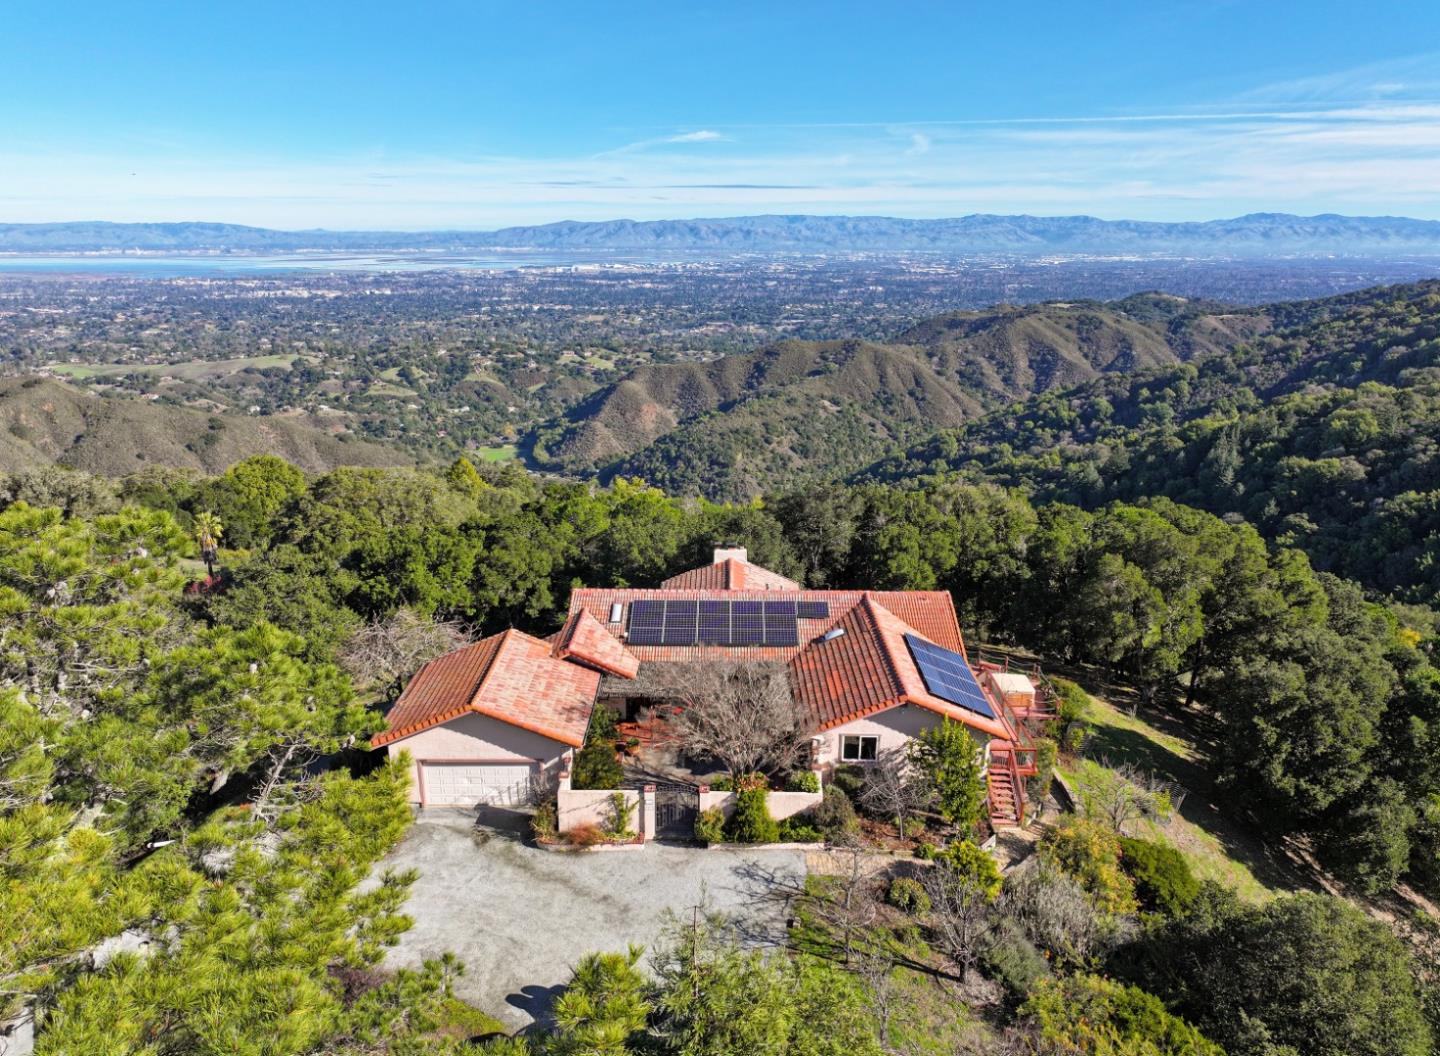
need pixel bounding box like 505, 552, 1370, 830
653, 782, 698, 839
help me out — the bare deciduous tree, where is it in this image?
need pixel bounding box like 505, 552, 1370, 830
1075, 758, 1175, 834
655, 660, 809, 779
923, 860, 1000, 981
859, 747, 934, 836
339, 607, 467, 694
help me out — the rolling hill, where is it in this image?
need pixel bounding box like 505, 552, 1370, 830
530, 295, 1279, 498
0, 378, 411, 476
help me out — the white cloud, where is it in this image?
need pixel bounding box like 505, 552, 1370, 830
6, 54, 1440, 226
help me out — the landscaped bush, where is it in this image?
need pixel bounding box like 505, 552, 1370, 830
694, 807, 726, 845
1039, 815, 1137, 914
981, 917, 1051, 1000
604, 792, 637, 841
1119, 836, 1199, 915
812, 785, 860, 844
777, 816, 823, 843
1051, 678, 1094, 752
707, 775, 735, 792
726, 785, 780, 844
830, 764, 866, 800
886, 876, 931, 914
564, 822, 605, 848
531, 800, 558, 842
913, 840, 938, 860
786, 770, 821, 793
935, 839, 1003, 900
571, 742, 623, 790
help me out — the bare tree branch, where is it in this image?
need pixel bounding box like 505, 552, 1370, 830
339, 608, 467, 694
653, 661, 810, 779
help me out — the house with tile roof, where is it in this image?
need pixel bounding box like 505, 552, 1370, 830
374, 547, 1040, 827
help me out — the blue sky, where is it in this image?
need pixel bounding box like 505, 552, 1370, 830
4, 1, 1440, 228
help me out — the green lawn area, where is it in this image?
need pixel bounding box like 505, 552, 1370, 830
1055, 691, 1306, 903
475, 444, 517, 462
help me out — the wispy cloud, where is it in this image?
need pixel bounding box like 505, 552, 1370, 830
5, 54, 1440, 227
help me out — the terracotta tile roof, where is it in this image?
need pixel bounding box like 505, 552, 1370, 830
566, 585, 1011, 740
661, 557, 801, 592
373, 629, 600, 749
554, 608, 641, 678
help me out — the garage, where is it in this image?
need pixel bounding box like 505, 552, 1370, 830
419, 762, 536, 807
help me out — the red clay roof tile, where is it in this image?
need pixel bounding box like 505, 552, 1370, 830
373, 629, 600, 749
554, 608, 641, 678
661, 558, 801, 592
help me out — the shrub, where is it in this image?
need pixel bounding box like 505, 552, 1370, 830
589, 704, 619, 743
707, 775, 735, 792
812, 785, 860, 844
981, 918, 1051, 1000
910, 719, 985, 831
777, 817, 823, 843
694, 807, 726, 845
531, 800, 558, 842
604, 792, 637, 841
571, 742, 623, 790
936, 839, 1003, 901
727, 786, 780, 844
1024, 974, 1223, 1055
886, 876, 931, 914
1030, 736, 1059, 803
1039, 816, 1137, 915
1051, 678, 1093, 752
565, 822, 605, 848
913, 840, 938, 860
830, 764, 866, 800
1119, 836, 1199, 915
786, 770, 821, 793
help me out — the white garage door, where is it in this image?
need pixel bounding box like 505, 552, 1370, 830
421, 762, 535, 807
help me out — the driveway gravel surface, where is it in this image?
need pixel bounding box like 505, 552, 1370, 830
376, 810, 809, 1031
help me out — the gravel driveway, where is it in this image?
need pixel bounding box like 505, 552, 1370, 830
376, 810, 809, 1032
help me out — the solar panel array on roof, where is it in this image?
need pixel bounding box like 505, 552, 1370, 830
628, 599, 798, 646
797, 601, 830, 619
903, 633, 996, 719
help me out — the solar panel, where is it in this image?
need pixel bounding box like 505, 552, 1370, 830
626, 599, 803, 648
903, 634, 996, 719
797, 601, 830, 619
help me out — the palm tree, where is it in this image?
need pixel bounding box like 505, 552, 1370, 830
194, 511, 224, 578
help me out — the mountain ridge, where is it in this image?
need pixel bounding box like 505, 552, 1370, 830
6, 213, 1440, 256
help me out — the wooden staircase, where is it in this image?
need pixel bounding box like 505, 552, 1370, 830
987, 746, 1025, 829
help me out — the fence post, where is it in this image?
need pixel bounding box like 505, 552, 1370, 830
641, 784, 657, 843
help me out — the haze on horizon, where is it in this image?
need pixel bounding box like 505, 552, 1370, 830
5, 0, 1440, 230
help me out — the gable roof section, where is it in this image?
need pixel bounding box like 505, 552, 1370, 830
554, 608, 641, 678
661, 557, 801, 592
373, 629, 600, 749
791, 596, 1013, 740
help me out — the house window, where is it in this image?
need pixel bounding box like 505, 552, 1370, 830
840, 735, 879, 762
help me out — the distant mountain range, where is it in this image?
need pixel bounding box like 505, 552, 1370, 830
6, 213, 1440, 257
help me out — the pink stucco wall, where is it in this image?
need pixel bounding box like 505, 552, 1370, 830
697, 787, 823, 821
385, 711, 574, 804
818, 703, 991, 771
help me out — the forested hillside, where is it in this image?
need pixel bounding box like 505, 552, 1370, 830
869, 280, 1440, 606
536, 295, 1289, 498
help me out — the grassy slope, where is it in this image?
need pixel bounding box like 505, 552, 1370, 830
1051, 689, 1317, 902
0, 377, 412, 475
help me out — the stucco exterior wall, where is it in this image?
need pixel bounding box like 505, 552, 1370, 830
698, 787, 823, 821
817, 703, 990, 771
385, 711, 574, 804
556, 781, 643, 836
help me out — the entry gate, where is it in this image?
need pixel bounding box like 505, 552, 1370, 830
653, 782, 698, 839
